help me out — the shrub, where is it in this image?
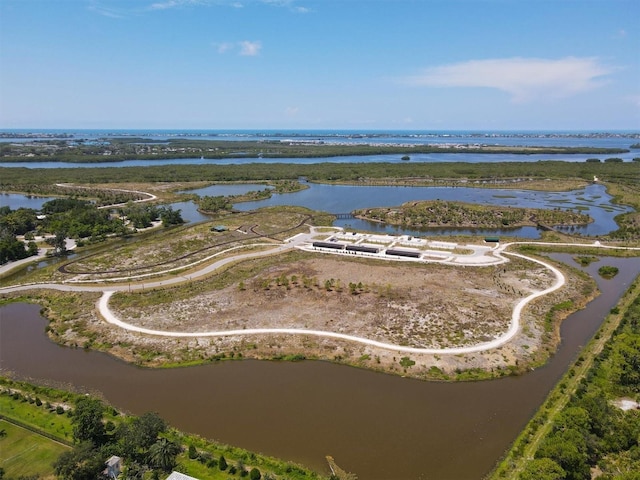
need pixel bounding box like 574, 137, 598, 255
400, 357, 416, 368
188, 444, 198, 459
598, 265, 619, 279
250, 468, 262, 480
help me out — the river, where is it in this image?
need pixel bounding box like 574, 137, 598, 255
1, 255, 639, 479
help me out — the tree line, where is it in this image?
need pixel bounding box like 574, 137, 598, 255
355, 201, 592, 229
0, 200, 184, 264
1, 161, 638, 189
0, 137, 628, 163
519, 294, 640, 479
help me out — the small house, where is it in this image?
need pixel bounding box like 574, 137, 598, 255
103, 456, 122, 479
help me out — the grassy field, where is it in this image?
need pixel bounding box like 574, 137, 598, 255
0, 392, 74, 443
0, 419, 69, 478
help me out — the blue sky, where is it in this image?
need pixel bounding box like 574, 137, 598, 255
1, 0, 638, 130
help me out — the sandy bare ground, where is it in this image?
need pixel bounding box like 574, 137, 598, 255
101, 252, 569, 377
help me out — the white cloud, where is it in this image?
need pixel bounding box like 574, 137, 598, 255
401, 57, 614, 103
148, 0, 307, 10
213, 40, 262, 56
214, 42, 234, 54
261, 0, 309, 12
149, 0, 208, 10
239, 41, 262, 56
88, 1, 127, 18
285, 106, 299, 116
629, 95, 640, 108
614, 29, 628, 38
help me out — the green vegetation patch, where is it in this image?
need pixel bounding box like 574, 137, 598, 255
355, 200, 591, 229
574, 255, 599, 266
0, 420, 69, 478
598, 265, 620, 279
0, 137, 627, 163
490, 275, 640, 480
0, 388, 74, 443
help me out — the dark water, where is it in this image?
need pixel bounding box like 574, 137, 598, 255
1, 256, 638, 479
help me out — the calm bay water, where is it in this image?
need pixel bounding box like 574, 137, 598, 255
2, 151, 638, 169
1, 256, 639, 479
1, 129, 639, 168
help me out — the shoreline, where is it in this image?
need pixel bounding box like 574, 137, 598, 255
3, 227, 638, 380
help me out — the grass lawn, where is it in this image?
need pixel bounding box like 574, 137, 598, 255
0, 394, 74, 443
0, 420, 69, 478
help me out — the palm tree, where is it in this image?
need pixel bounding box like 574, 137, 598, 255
148, 437, 180, 472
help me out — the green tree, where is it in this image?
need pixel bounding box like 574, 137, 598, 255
53, 442, 105, 480
218, 455, 228, 471
0, 228, 29, 264
47, 230, 68, 256
249, 467, 262, 480
520, 458, 566, 480
26, 241, 38, 256
0, 207, 37, 235
122, 461, 145, 480
116, 411, 167, 463
188, 444, 198, 459
122, 202, 157, 229
72, 397, 106, 446
158, 206, 184, 227
148, 437, 181, 472
536, 429, 590, 480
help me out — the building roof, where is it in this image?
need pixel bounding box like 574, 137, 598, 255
105, 456, 122, 466
166, 472, 200, 480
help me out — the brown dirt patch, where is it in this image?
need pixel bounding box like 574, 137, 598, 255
102, 253, 573, 378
